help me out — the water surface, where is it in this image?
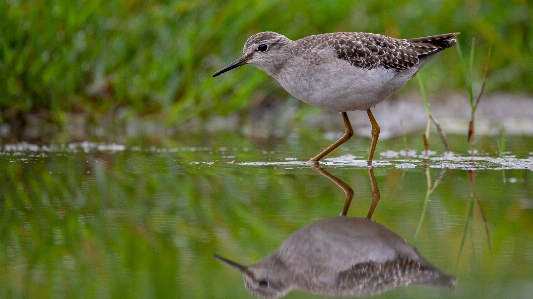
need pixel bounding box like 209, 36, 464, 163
1, 134, 532, 298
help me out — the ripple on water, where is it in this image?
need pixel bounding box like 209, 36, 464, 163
1, 143, 532, 171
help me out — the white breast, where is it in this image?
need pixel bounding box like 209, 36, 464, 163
271, 48, 418, 112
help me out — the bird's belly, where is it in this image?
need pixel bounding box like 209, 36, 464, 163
277, 63, 415, 112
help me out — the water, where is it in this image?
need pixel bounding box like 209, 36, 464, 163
1, 134, 532, 299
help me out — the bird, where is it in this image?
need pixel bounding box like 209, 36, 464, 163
212, 31, 458, 164
215, 216, 457, 299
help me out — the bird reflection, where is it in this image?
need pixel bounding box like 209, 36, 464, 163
311, 165, 380, 218
215, 167, 457, 298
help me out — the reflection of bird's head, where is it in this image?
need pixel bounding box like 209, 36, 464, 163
215, 254, 292, 299
243, 264, 291, 299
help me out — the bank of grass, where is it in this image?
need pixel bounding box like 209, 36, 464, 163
0, 0, 531, 132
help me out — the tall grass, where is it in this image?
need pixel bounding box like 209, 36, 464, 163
417, 75, 449, 155
497, 126, 506, 156
456, 38, 491, 152
0, 0, 530, 131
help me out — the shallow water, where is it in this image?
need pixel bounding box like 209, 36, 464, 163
1, 134, 532, 298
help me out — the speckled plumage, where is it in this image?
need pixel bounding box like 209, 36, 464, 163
298, 32, 419, 71
213, 31, 458, 163
215, 217, 457, 299
216, 31, 457, 111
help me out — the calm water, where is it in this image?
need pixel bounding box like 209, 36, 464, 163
1, 133, 532, 299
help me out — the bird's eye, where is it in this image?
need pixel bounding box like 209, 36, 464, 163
258, 280, 269, 288
258, 44, 268, 52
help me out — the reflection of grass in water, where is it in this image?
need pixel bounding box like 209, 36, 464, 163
1, 136, 532, 298
456, 187, 475, 267
414, 167, 445, 241
456, 172, 492, 267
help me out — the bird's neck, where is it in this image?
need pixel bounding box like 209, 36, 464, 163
262, 45, 296, 77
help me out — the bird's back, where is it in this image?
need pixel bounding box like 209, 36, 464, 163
276, 217, 456, 296
295, 32, 458, 72
278, 217, 421, 271
276, 32, 457, 112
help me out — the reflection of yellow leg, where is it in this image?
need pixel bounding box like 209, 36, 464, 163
366, 110, 380, 166
309, 112, 353, 163
366, 167, 381, 219
311, 165, 354, 216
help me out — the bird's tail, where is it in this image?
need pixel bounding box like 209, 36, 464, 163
407, 32, 459, 58
413, 270, 458, 291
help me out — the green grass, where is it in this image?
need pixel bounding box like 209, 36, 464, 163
0, 0, 531, 132
497, 125, 506, 156
456, 37, 491, 151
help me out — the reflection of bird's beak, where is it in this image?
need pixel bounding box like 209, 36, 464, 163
212, 56, 248, 77
214, 254, 248, 273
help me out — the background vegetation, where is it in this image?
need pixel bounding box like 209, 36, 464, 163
0, 0, 531, 136
2, 2, 532, 298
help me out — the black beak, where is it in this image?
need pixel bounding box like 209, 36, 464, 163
212, 56, 248, 77
214, 254, 248, 274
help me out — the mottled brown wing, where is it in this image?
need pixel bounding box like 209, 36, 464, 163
330, 32, 420, 72
336, 256, 456, 296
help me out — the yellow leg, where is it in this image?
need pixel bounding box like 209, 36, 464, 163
366, 167, 381, 219
309, 112, 353, 163
311, 165, 354, 216
366, 109, 380, 166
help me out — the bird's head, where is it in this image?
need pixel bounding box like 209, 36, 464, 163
214, 254, 292, 299
212, 32, 292, 77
